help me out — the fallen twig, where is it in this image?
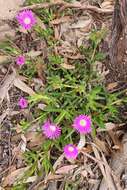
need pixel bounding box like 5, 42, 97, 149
58, 3, 113, 14
21, 0, 65, 10
92, 145, 117, 190
0, 109, 10, 125
21, 0, 113, 15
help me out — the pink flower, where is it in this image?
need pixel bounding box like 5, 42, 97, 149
64, 144, 78, 159
16, 10, 36, 30
42, 121, 61, 139
73, 115, 92, 134
16, 55, 25, 65
18, 97, 28, 109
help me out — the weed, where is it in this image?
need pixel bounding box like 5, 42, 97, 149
20, 29, 127, 180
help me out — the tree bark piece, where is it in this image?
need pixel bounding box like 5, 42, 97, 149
108, 0, 127, 82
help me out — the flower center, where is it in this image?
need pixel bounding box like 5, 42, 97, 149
24, 17, 31, 25
49, 125, 56, 132
80, 119, 86, 127
68, 146, 74, 152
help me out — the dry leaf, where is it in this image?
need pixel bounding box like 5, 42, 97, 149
25, 176, 37, 183
48, 181, 57, 190
108, 130, 121, 149
101, 0, 114, 10
0, 72, 16, 104
3, 167, 29, 187
106, 82, 118, 90
70, 19, 92, 29
112, 145, 120, 150
105, 122, 116, 130
15, 124, 23, 134
92, 144, 118, 190
20, 134, 27, 152
46, 174, 63, 181
100, 134, 127, 190
25, 132, 45, 149
0, 55, 9, 64
64, 54, 84, 60
70, 1, 81, 6
0, 109, 10, 125
38, 103, 46, 110
61, 63, 75, 69
94, 137, 109, 155
55, 165, 78, 174
89, 179, 100, 184
81, 170, 88, 178
82, 145, 93, 153
92, 145, 107, 179
97, 122, 116, 132
92, 145, 111, 188
51, 16, 71, 25
26, 50, 42, 58
54, 26, 60, 40
45, 154, 64, 183
77, 37, 85, 47
36, 59, 46, 82
14, 77, 35, 95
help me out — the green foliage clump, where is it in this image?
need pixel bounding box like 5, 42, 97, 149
20, 30, 126, 177
0, 18, 126, 186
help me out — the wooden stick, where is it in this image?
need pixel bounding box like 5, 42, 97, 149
21, 0, 113, 15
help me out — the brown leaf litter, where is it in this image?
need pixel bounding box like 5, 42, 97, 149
0, 69, 35, 105
2, 166, 29, 187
